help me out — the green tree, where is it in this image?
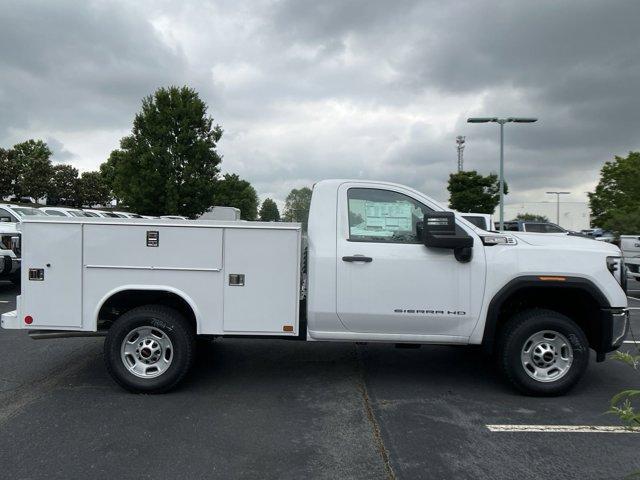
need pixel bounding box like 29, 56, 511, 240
447, 170, 507, 214
589, 151, 640, 233
0, 148, 16, 198
99, 155, 118, 202
513, 213, 549, 222
213, 173, 258, 220
102, 86, 223, 217
47, 164, 79, 206
11, 139, 53, 202
283, 187, 312, 230
259, 198, 280, 222
78, 171, 112, 207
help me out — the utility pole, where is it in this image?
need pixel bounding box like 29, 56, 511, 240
456, 136, 465, 172
467, 117, 538, 231
546, 191, 570, 226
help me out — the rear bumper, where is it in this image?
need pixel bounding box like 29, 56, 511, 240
1, 310, 19, 329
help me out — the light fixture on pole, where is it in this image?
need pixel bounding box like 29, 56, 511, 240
546, 191, 570, 225
467, 117, 538, 231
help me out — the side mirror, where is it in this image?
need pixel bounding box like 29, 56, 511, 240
422, 212, 473, 262
0, 216, 12, 223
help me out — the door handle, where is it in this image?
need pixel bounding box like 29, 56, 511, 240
342, 255, 373, 263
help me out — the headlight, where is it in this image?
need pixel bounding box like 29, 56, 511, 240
481, 235, 517, 246
606, 256, 626, 289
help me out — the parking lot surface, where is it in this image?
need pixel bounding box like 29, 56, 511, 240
1, 281, 639, 479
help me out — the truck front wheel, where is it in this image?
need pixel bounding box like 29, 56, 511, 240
104, 305, 195, 393
498, 309, 589, 396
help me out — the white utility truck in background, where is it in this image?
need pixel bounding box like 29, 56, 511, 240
198, 206, 242, 221
1, 180, 629, 396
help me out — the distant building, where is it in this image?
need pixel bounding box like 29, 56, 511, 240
499, 201, 590, 231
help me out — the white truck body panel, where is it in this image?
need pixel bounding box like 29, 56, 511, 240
21, 222, 83, 328
334, 181, 486, 338
14, 218, 301, 336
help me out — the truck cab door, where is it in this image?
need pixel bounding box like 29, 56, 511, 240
335, 184, 486, 338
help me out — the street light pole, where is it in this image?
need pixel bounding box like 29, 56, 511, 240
546, 191, 570, 225
467, 117, 538, 231
499, 121, 505, 232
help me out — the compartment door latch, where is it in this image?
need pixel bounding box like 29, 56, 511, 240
29, 268, 44, 281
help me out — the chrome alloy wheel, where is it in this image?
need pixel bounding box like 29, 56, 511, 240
521, 330, 573, 382
120, 326, 174, 378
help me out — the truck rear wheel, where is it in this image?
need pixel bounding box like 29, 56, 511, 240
104, 305, 195, 393
497, 309, 589, 396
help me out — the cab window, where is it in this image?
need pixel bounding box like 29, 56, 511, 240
347, 188, 432, 243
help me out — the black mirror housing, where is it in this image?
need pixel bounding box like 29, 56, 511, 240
422, 212, 473, 249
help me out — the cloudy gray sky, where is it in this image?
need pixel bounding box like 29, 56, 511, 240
1, 0, 639, 206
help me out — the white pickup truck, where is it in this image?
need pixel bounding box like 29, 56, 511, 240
0, 180, 629, 395
620, 235, 640, 280
0, 225, 21, 284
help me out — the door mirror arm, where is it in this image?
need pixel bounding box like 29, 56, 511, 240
454, 246, 473, 263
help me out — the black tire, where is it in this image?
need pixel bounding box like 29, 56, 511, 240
497, 309, 589, 396
9, 271, 20, 286
104, 305, 195, 393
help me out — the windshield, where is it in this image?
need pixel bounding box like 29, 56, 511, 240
12, 207, 48, 217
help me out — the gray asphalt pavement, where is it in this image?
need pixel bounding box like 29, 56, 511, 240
0, 280, 639, 479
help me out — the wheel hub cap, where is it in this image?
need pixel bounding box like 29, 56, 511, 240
121, 326, 173, 378
521, 330, 573, 383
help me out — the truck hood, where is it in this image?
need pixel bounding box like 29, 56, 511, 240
511, 232, 621, 253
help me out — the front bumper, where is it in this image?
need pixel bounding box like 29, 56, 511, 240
595, 308, 629, 360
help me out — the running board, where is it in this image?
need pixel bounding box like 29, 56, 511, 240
28, 330, 107, 340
